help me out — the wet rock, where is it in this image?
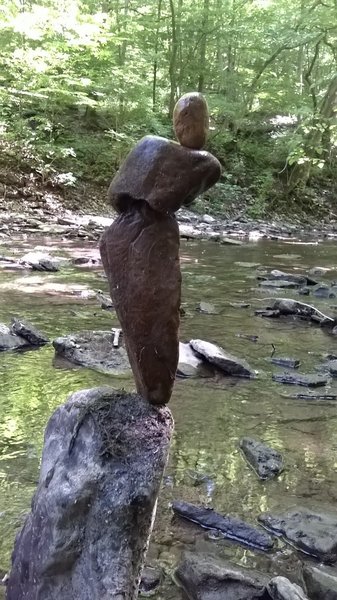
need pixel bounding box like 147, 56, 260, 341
240, 438, 284, 480
7, 388, 173, 600
258, 507, 337, 562
267, 576, 308, 599
11, 318, 49, 346
236, 333, 259, 342
270, 299, 335, 326
309, 266, 331, 276
326, 360, 337, 376
175, 551, 268, 600
173, 92, 209, 149
257, 269, 317, 286
196, 301, 219, 315
271, 357, 300, 369
53, 330, 131, 375
313, 284, 336, 299
189, 339, 255, 378
177, 342, 203, 377
172, 501, 274, 551
259, 280, 301, 289
139, 566, 163, 596
20, 251, 61, 272
294, 393, 337, 400
303, 564, 337, 599
272, 372, 328, 387
0, 331, 28, 351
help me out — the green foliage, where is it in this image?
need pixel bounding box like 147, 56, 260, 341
0, 0, 336, 212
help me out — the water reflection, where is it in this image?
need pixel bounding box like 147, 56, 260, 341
1, 237, 337, 595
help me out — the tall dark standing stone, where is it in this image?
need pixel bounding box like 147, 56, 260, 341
100, 94, 221, 405
6, 93, 220, 599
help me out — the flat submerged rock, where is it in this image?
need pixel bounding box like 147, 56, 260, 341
53, 330, 131, 375
258, 507, 337, 562
272, 372, 328, 387
172, 500, 274, 551
240, 438, 284, 480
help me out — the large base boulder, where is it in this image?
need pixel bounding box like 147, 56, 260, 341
7, 387, 173, 600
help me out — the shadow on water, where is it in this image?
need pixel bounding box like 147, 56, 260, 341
1, 236, 337, 595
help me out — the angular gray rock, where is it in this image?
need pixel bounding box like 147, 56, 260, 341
272, 372, 328, 387
270, 299, 335, 326
240, 438, 284, 480
11, 317, 49, 346
271, 357, 300, 369
53, 330, 131, 375
0, 324, 28, 351
189, 339, 255, 378
7, 387, 173, 600
175, 551, 268, 600
258, 507, 337, 562
177, 342, 205, 378
172, 501, 273, 551
303, 564, 337, 599
267, 576, 308, 599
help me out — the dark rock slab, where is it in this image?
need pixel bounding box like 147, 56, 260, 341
7, 388, 173, 600
259, 280, 300, 289
139, 566, 163, 596
271, 357, 300, 369
240, 438, 284, 480
189, 339, 255, 379
53, 330, 131, 375
258, 507, 337, 562
303, 564, 337, 599
257, 270, 317, 286
175, 551, 268, 600
272, 372, 328, 387
294, 393, 337, 401
267, 576, 308, 599
11, 318, 49, 346
172, 501, 273, 551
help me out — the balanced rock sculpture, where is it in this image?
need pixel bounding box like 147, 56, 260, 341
100, 92, 221, 405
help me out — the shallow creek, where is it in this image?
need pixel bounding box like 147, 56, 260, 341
1, 235, 337, 597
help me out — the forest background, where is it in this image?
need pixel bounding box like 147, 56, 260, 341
0, 0, 337, 218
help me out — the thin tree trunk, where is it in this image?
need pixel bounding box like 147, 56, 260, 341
152, 0, 163, 111
198, 0, 210, 92
168, 0, 178, 117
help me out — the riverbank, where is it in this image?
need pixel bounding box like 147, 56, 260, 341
1, 167, 337, 244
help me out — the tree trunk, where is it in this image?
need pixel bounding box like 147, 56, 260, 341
168, 0, 178, 117
152, 0, 163, 111
198, 0, 210, 93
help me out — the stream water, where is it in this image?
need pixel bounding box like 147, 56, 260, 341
1, 235, 337, 597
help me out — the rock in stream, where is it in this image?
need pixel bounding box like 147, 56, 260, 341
240, 438, 284, 480
172, 501, 274, 551
258, 507, 337, 562
189, 339, 255, 378
303, 563, 337, 599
